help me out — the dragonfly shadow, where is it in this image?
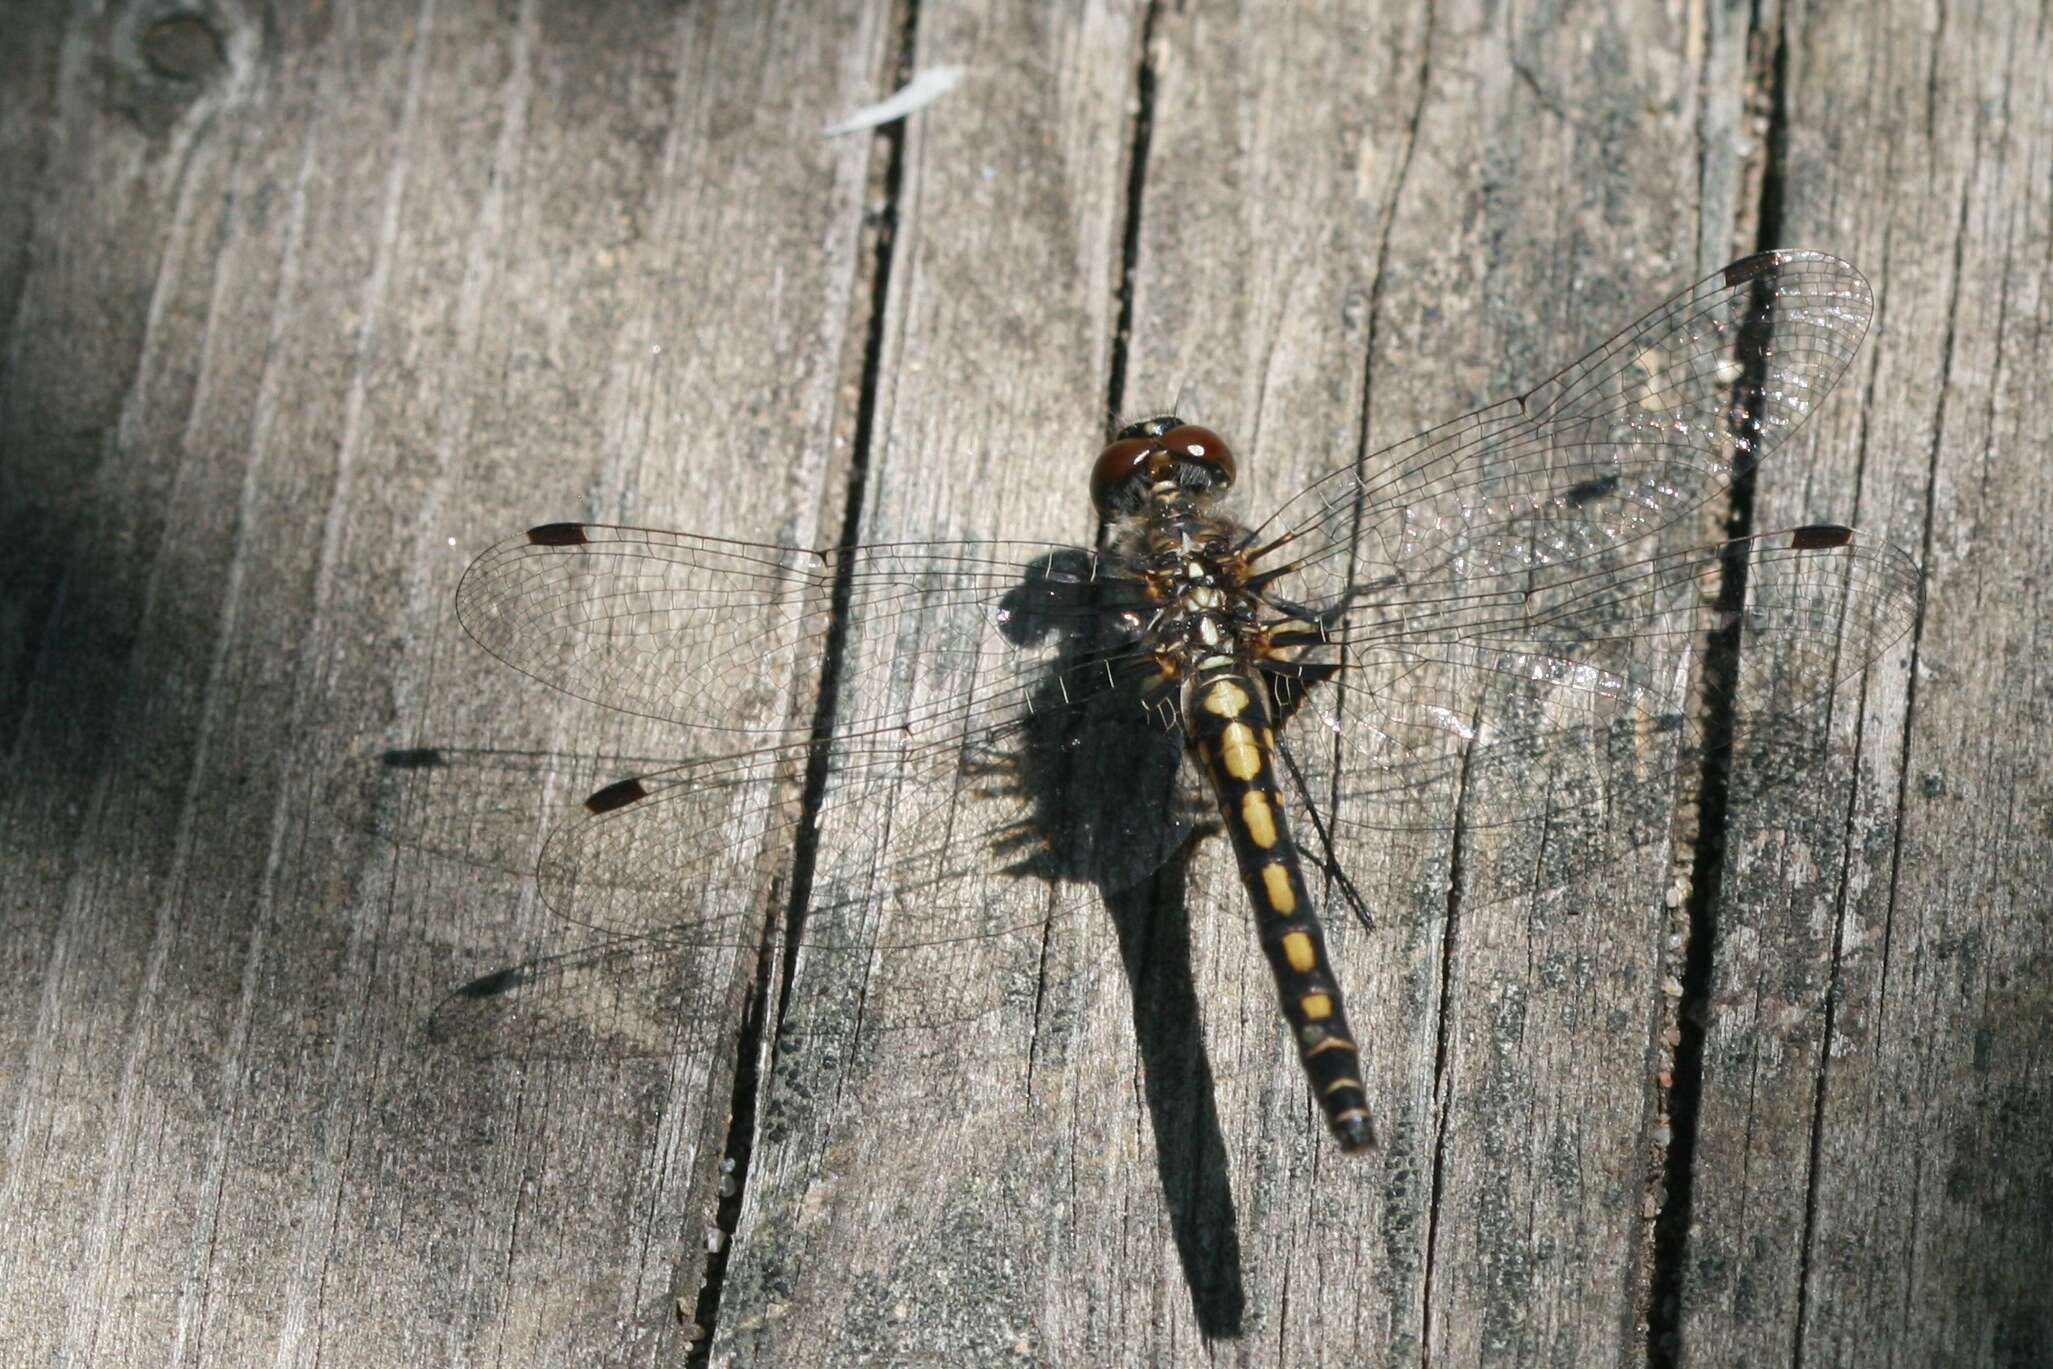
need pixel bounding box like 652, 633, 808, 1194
374, 743, 688, 879
991, 548, 1248, 1339
374, 742, 743, 1056
1105, 855, 1249, 1340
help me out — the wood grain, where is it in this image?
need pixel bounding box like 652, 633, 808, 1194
1, 1, 2043, 1366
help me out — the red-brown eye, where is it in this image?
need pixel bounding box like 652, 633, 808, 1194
1090, 436, 1155, 515
1161, 424, 1235, 488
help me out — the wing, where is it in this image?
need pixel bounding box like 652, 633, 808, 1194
1293, 524, 1921, 835
445, 523, 1210, 1060
1249, 250, 1873, 596
1223, 250, 1912, 830
456, 526, 1167, 745
424, 693, 1209, 1059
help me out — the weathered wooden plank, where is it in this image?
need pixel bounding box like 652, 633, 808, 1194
1, 0, 2043, 1366
1116, 1, 1727, 1363
700, 3, 1152, 1363
1677, 2, 2053, 1365
1, 1, 890, 1365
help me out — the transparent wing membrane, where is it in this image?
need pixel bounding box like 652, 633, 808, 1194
1250, 249, 1873, 604
1305, 524, 1921, 833
456, 529, 1165, 746
423, 250, 1919, 1066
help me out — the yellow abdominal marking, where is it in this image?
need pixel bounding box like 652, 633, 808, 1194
1203, 679, 1252, 717
1322, 1077, 1365, 1098
1280, 931, 1317, 972
1219, 722, 1262, 780
1299, 992, 1334, 1021
1261, 862, 1297, 913
1240, 790, 1278, 848
1303, 1033, 1353, 1056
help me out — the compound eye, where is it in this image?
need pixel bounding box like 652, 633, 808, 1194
1160, 424, 1235, 489
1090, 436, 1155, 515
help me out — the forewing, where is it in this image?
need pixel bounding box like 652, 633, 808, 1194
1258, 250, 1873, 603
454, 525, 1157, 744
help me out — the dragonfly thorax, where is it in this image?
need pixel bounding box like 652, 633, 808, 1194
1109, 498, 1273, 729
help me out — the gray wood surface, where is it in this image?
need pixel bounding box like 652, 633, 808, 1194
1, 1, 2044, 1366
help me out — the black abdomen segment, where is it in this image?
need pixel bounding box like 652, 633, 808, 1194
1186, 669, 1375, 1152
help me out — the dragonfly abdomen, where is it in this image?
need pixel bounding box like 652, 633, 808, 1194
1184, 664, 1375, 1153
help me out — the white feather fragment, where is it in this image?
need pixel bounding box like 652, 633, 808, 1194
822, 66, 965, 136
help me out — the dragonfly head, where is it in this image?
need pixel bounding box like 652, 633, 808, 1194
1090, 417, 1237, 517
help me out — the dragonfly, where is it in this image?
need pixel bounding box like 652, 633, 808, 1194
437, 248, 1921, 1154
